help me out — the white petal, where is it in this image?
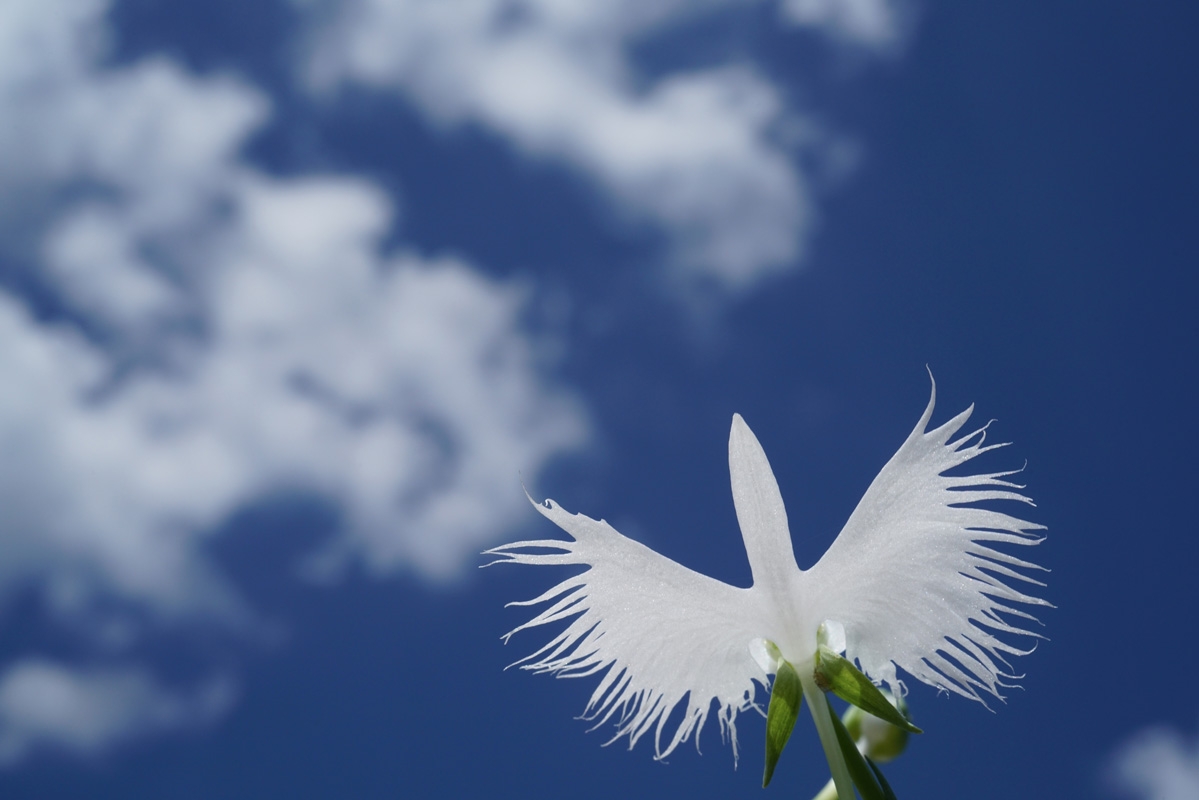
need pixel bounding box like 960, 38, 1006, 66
486, 496, 770, 761
729, 414, 802, 600
803, 376, 1049, 703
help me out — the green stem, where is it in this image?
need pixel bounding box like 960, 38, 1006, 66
803, 676, 856, 800
811, 778, 838, 800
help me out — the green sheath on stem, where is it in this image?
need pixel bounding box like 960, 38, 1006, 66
762, 659, 803, 787
815, 646, 922, 734
826, 699, 899, 800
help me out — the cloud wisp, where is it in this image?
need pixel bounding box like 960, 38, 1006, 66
1110, 721, 1199, 800
298, 0, 904, 293
0, 660, 233, 766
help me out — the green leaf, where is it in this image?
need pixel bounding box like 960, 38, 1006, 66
814, 646, 922, 734
867, 758, 899, 800
827, 699, 887, 800
762, 659, 803, 787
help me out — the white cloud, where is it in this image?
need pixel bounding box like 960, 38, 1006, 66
182, 171, 588, 580
0, 660, 232, 764
42, 202, 185, 331
0, 293, 245, 617
0, 0, 585, 600
298, 0, 898, 292
1111, 723, 1199, 800
780, 0, 908, 48
0, 0, 586, 762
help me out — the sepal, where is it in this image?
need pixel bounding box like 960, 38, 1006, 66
814, 645, 922, 734
762, 658, 803, 787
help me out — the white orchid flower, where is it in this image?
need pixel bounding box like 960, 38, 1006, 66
487, 377, 1047, 798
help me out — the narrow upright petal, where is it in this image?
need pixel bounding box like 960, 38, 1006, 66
803, 377, 1049, 702
486, 496, 770, 761
729, 414, 802, 602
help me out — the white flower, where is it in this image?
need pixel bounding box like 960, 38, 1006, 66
487, 377, 1047, 792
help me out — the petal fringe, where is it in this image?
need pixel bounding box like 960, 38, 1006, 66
486, 497, 770, 761
804, 374, 1049, 704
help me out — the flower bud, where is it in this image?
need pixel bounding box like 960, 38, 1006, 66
842, 692, 911, 763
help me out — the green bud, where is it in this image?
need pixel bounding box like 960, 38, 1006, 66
848, 694, 911, 763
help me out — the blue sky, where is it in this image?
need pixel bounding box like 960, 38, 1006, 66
0, 1, 1197, 798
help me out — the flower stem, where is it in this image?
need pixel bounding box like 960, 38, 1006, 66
803, 676, 856, 800
811, 778, 838, 800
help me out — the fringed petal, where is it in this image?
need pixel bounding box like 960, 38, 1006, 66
803, 375, 1049, 704
486, 496, 770, 761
